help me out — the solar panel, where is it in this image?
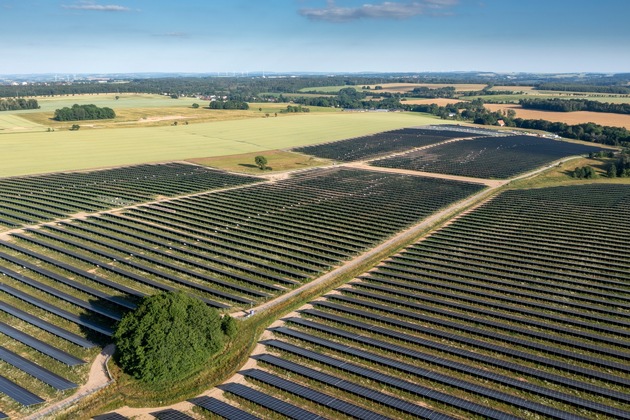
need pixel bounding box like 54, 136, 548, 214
268, 325, 615, 419
0, 411, 7, 418
189, 396, 261, 420
0, 374, 44, 406
0, 282, 114, 337
218, 383, 323, 420
0, 265, 121, 322
0, 300, 94, 348
0, 346, 77, 390
0, 322, 84, 366
149, 408, 194, 420
251, 350, 456, 419
296, 309, 630, 413
241, 369, 392, 420
92, 413, 128, 420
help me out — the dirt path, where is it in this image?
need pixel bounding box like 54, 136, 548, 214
25, 344, 115, 420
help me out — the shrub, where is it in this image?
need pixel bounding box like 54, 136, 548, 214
113, 292, 224, 383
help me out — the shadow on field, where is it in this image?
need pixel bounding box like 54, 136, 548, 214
78, 296, 133, 346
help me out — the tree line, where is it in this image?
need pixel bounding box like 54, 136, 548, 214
607, 150, 630, 178
405, 100, 630, 146
535, 83, 630, 94
520, 98, 630, 115
53, 104, 115, 121
0, 98, 39, 111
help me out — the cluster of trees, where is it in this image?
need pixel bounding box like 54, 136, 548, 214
208, 100, 249, 110
520, 98, 630, 115
53, 104, 115, 121
405, 100, 630, 146
114, 292, 237, 383
0, 98, 39, 111
283, 105, 310, 113
570, 166, 597, 179
607, 150, 630, 177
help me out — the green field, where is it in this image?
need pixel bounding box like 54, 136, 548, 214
0, 112, 443, 177
8, 93, 196, 114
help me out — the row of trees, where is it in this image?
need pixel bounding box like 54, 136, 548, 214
570, 166, 597, 179
520, 98, 630, 114
535, 83, 630, 94
0, 98, 39, 111
53, 104, 115, 121
405, 100, 630, 146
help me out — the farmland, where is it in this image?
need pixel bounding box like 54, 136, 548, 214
484, 103, 630, 129
196, 183, 630, 420
371, 134, 604, 179
0, 112, 444, 178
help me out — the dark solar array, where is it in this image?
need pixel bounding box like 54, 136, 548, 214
0, 375, 44, 406
0, 163, 262, 229
189, 396, 261, 420
92, 413, 129, 420
219, 383, 324, 420
0, 347, 77, 391
149, 408, 195, 420
198, 184, 630, 419
372, 134, 604, 178
293, 127, 480, 162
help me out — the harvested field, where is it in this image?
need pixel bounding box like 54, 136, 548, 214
484, 103, 630, 129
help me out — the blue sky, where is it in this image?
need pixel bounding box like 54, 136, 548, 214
1, 0, 629, 74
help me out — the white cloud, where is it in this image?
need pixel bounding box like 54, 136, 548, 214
299, 0, 458, 22
62, 1, 130, 12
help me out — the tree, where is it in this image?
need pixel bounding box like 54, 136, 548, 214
113, 291, 224, 383
192, 103, 199, 109
607, 163, 617, 178
221, 315, 238, 338
70, 124, 80, 131
255, 155, 268, 170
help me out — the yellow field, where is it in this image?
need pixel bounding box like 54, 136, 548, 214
0, 114, 47, 133
188, 150, 331, 174
402, 98, 463, 106
0, 112, 444, 177
484, 104, 630, 129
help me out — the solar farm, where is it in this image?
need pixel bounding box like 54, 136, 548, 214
199, 184, 630, 419
0, 124, 628, 419
371, 134, 604, 179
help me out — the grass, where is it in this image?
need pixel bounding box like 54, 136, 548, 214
0, 112, 444, 178
509, 157, 630, 190
188, 150, 331, 174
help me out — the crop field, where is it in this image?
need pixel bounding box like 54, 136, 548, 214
371, 134, 603, 179
292, 127, 483, 162
201, 184, 630, 420
0, 163, 261, 231
8, 94, 193, 115
0, 166, 485, 415
0, 112, 443, 178
0, 114, 46, 134
484, 104, 630, 129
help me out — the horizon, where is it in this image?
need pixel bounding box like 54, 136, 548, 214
2, 0, 629, 75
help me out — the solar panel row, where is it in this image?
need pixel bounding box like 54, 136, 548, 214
0, 374, 44, 406
0, 346, 77, 391
189, 396, 261, 420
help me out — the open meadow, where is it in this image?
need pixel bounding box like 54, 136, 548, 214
0, 112, 443, 177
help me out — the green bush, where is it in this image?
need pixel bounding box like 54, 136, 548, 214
113, 292, 224, 383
